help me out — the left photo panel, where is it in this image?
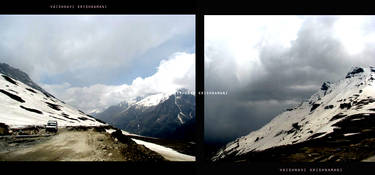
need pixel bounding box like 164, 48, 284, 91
0, 15, 196, 161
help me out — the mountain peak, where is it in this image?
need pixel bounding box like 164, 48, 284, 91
94, 89, 196, 141
345, 66, 374, 79
135, 92, 172, 107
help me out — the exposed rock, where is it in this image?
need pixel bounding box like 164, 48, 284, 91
310, 103, 321, 112
346, 67, 364, 78
0, 89, 25, 103
0, 123, 10, 135
339, 103, 352, 110
2, 75, 18, 85
321, 81, 332, 91
20, 105, 43, 114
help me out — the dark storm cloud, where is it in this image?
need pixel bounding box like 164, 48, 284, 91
205, 16, 375, 145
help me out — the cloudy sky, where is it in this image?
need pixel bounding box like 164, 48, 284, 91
0, 15, 195, 113
205, 15, 375, 146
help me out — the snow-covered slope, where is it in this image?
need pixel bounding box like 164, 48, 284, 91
104, 129, 195, 161
213, 66, 375, 161
134, 92, 172, 108
0, 73, 106, 128
132, 138, 195, 161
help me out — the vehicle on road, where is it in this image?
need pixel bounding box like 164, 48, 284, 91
46, 120, 58, 132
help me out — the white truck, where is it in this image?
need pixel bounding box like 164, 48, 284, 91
46, 120, 58, 132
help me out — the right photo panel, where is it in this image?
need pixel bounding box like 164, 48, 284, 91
205, 15, 375, 162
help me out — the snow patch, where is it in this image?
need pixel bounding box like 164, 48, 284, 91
177, 113, 184, 124
105, 129, 116, 134
344, 132, 360, 136
132, 138, 195, 161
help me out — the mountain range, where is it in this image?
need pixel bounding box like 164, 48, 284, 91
94, 89, 196, 141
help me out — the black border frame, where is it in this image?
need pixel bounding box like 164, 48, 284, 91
2, 0, 375, 174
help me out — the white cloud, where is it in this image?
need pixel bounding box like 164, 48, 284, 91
288, 84, 320, 91
205, 15, 303, 85
333, 16, 375, 55
0, 15, 194, 82
42, 52, 195, 113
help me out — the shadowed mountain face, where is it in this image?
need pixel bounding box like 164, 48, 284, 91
0, 63, 52, 97
95, 91, 196, 141
213, 66, 375, 162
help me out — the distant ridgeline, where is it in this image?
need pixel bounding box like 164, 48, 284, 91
95, 89, 196, 141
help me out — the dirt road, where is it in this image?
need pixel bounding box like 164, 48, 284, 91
0, 128, 161, 161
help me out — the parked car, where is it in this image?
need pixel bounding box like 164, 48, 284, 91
46, 120, 58, 132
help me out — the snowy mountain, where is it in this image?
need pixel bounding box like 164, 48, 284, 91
213, 66, 375, 161
0, 63, 53, 97
95, 89, 196, 141
0, 66, 105, 128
